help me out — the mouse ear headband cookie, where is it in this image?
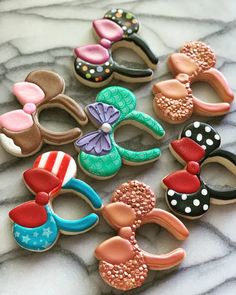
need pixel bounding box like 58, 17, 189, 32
74, 8, 158, 88
9, 151, 103, 252
0, 70, 88, 157
74, 86, 165, 179
152, 41, 234, 124
95, 181, 189, 291
162, 121, 236, 219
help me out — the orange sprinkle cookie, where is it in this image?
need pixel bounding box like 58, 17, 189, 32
152, 41, 234, 124
95, 180, 189, 291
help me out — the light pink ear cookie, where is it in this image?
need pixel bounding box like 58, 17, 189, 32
0, 70, 88, 157
95, 180, 189, 291
153, 41, 234, 124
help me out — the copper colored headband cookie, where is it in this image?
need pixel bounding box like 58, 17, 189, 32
95, 180, 189, 291
152, 41, 234, 124
74, 8, 158, 88
9, 151, 103, 252
0, 70, 88, 157
162, 121, 236, 219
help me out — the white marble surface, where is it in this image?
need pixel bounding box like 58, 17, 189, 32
0, 0, 236, 294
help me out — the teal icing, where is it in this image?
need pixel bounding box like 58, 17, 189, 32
13, 206, 58, 252
77, 86, 165, 179
52, 213, 99, 233
62, 178, 103, 209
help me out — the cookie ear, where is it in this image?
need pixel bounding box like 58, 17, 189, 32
25, 70, 65, 101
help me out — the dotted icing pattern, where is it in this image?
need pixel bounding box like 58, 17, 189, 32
76, 86, 165, 178
74, 58, 115, 83
181, 121, 221, 156
13, 207, 58, 251
167, 184, 210, 218
104, 8, 139, 37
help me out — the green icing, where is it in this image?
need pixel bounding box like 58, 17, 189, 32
79, 147, 122, 178
96, 86, 136, 117
78, 86, 165, 179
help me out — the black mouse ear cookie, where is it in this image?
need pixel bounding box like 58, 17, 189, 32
180, 121, 221, 156
104, 8, 139, 36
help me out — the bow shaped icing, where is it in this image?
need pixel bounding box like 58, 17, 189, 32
74, 86, 165, 179
152, 41, 234, 124
162, 121, 236, 219
9, 151, 103, 252
74, 8, 158, 87
95, 180, 189, 291
0, 70, 88, 157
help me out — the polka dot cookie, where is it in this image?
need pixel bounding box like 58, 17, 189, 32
162, 121, 236, 219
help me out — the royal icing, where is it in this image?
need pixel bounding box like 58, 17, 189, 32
153, 41, 234, 124
74, 8, 158, 87
163, 121, 236, 219
9, 151, 103, 252
0, 70, 88, 157
95, 180, 189, 290
75, 86, 165, 179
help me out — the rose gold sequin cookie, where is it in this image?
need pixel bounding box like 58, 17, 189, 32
152, 41, 234, 124
95, 180, 189, 291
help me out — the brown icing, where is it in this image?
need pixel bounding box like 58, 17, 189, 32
25, 70, 65, 102
2, 124, 42, 155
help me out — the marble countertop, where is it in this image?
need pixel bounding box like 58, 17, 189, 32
0, 0, 236, 294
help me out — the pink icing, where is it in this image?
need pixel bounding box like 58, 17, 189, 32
23, 103, 37, 114
100, 38, 112, 49
74, 44, 109, 64
93, 19, 123, 42
12, 82, 45, 106
0, 109, 33, 131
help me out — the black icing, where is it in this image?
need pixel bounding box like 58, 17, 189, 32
114, 62, 153, 78
166, 181, 210, 218
203, 149, 236, 202
181, 121, 221, 157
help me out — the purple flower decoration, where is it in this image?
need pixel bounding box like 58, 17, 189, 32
75, 103, 120, 155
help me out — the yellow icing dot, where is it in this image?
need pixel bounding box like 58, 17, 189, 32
82, 65, 88, 71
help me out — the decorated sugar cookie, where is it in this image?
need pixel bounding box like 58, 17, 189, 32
0, 70, 88, 157
162, 121, 236, 219
95, 180, 189, 291
152, 41, 234, 124
74, 86, 165, 179
74, 8, 158, 88
9, 151, 103, 252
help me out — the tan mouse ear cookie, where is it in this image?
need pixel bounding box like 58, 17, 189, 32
25, 70, 65, 101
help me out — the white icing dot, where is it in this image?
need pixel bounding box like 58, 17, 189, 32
194, 121, 200, 128
168, 189, 175, 196
205, 126, 211, 132
90, 69, 95, 74
182, 194, 187, 200
206, 139, 214, 146
193, 199, 200, 206
185, 207, 191, 213
78, 62, 82, 66
171, 200, 177, 206
105, 62, 110, 66
111, 9, 117, 13
112, 16, 116, 20
196, 133, 203, 142
214, 134, 220, 140
201, 189, 208, 196
185, 130, 192, 137
203, 204, 209, 211
122, 26, 127, 30
201, 145, 206, 150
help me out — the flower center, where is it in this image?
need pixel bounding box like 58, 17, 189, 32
100, 123, 112, 133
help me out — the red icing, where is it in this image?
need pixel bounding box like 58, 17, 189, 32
35, 192, 49, 206
163, 170, 201, 194
171, 138, 205, 163
9, 201, 47, 228
23, 168, 61, 195
186, 161, 200, 174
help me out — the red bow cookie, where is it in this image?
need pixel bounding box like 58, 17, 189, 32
152, 41, 234, 124
95, 180, 189, 291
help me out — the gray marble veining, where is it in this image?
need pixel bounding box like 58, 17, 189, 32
0, 0, 236, 294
